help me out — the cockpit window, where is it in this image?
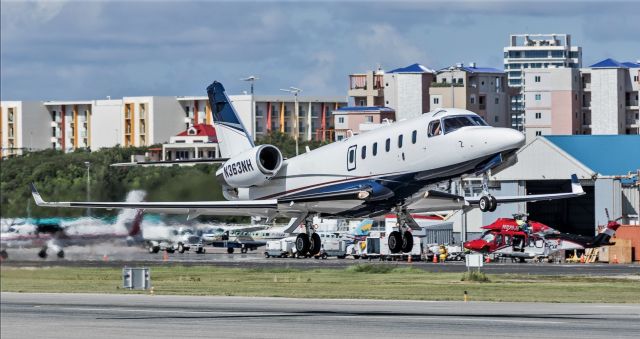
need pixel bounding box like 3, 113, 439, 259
480, 232, 495, 242
442, 115, 487, 134
428, 120, 442, 137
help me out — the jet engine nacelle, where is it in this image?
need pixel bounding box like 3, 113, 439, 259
216, 144, 283, 188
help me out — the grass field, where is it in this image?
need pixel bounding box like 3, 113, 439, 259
1, 264, 639, 303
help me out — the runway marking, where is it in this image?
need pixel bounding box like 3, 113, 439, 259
47, 306, 567, 324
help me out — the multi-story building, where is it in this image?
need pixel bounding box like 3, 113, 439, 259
162, 124, 220, 161
522, 58, 640, 138
332, 106, 395, 141
177, 95, 346, 142
582, 59, 640, 135
0, 101, 51, 157
348, 69, 385, 107
43, 101, 93, 151
504, 34, 582, 130
522, 67, 582, 139
383, 63, 435, 121
429, 64, 509, 127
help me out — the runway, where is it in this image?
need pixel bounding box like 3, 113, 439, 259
2, 246, 639, 276
2, 293, 639, 339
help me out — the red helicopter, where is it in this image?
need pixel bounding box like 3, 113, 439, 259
463, 211, 621, 261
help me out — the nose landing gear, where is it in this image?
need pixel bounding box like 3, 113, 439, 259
295, 217, 322, 257
388, 207, 415, 254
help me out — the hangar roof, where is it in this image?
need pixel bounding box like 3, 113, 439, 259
492, 135, 640, 182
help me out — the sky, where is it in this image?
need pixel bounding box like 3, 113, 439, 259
1, 0, 638, 100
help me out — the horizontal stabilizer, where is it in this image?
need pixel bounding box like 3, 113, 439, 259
111, 158, 229, 167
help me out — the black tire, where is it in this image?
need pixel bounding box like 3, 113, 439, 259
241, 247, 248, 254
321, 253, 328, 260
295, 233, 310, 256
488, 196, 498, 212
1, 249, 8, 260
353, 255, 360, 259
166, 248, 175, 254
336, 255, 345, 259
401, 232, 414, 253
178, 243, 185, 254
38, 248, 48, 259
388, 231, 403, 254
264, 252, 270, 258
227, 247, 234, 254
57, 250, 64, 259
479, 196, 491, 212
309, 233, 322, 256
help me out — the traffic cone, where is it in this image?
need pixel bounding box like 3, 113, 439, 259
433, 254, 438, 263
407, 254, 413, 263
485, 255, 491, 263
163, 250, 169, 262
580, 254, 585, 264
612, 255, 619, 264
102, 254, 109, 262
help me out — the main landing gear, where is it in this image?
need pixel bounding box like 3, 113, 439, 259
388, 208, 414, 254
478, 172, 497, 212
295, 217, 321, 257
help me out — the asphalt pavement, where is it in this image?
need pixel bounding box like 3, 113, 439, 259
2, 292, 639, 339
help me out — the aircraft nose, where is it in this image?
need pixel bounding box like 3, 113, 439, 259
495, 128, 525, 151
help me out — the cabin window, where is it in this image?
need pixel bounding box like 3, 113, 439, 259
398, 135, 403, 148
411, 130, 417, 144
361, 145, 367, 159
428, 120, 442, 137
372, 142, 378, 156
349, 149, 355, 163
385, 138, 391, 152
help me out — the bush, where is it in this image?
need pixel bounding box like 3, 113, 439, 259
461, 270, 490, 282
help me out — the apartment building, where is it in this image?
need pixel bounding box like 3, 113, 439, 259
333, 106, 395, 141
430, 64, 509, 127
523, 58, 640, 137
43, 101, 93, 151
383, 63, 434, 121
348, 69, 385, 107
523, 67, 582, 139
504, 34, 582, 130
0, 101, 50, 157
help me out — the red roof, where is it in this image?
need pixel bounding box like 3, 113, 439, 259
176, 124, 218, 142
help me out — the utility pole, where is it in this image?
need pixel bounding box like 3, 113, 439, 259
449, 66, 456, 108
84, 161, 91, 217
280, 87, 303, 156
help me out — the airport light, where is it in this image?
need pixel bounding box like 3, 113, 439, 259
84, 161, 91, 217
241, 76, 259, 138
279, 86, 303, 156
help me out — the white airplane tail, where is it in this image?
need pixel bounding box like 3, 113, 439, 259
206, 81, 255, 158
114, 190, 146, 238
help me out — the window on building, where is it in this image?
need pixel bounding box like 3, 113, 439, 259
358, 100, 365, 106
397, 135, 403, 148
361, 145, 367, 159
481, 81, 485, 85
634, 76, 639, 82
337, 135, 344, 141
372, 142, 378, 156
534, 75, 541, 82
535, 131, 542, 136
365, 115, 373, 123
495, 97, 499, 104
385, 138, 391, 152
411, 130, 417, 144
470, 96, 476, 104
535, 94, 541, 101
338, 117, 345, 123
494, 116, 499, 122
433, 97, 440, 104
535, 112, 542, 119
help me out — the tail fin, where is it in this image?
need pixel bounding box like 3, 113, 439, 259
114, 190, 146, 237
591, 219, 621, 247
206, 81, 254, 158
353, 219, 374, 236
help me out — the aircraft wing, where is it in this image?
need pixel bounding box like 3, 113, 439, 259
30, 184, 278, 218
111, 158, 229, 167
465, 174, 585, 205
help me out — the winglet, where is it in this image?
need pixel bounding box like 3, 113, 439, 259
570, 174, 584, 195
30, 183, 46, 206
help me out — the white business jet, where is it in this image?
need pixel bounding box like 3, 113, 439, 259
31, 81, 584, 257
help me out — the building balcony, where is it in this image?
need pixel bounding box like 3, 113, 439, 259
431, 82, 464, 88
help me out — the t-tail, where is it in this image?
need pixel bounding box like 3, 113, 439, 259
207, 81, 255, 158
590, 210, 622, 247
353, 219, 374, 237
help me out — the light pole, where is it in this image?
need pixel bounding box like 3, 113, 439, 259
241, 76, 259, 139
279, 87, 303, 156
84, 161, 91, 217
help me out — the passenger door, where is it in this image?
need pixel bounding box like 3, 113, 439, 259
347, 145, 357, 171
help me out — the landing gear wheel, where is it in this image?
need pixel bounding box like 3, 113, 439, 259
401, 232, 414, 253
178, 243, 185, 254
479, 196, 491, 212
295, 233, 310, 256
488, 196, 498, 212
1, 249, 8, 260
264, 252, 270, 258
148, 246, 159, 254
388, 231, 403, 254
308, 233, 321, 256
38, 249, 48, 259
57, 250, 64, 259
241, 247, 248, 254
227, 247, 234, 254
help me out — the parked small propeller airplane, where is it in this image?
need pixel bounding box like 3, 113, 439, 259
30, 81, 585, 258
463, 212, 621, 261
